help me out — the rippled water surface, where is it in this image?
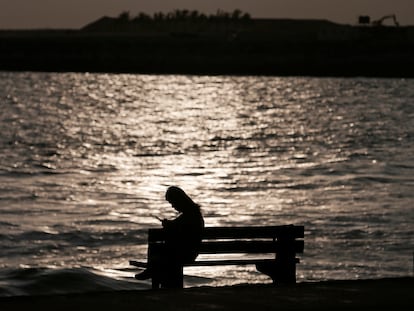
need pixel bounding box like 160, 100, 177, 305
0, 72, 413, 295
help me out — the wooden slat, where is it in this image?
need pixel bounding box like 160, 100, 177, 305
130, 258, 300, 268
198, 240, 304, 254
129, 259, 272, 268
186, 258, 300, 266
203, 225, 304, 239
184, 259, 274, 266
148, 225, 304, 242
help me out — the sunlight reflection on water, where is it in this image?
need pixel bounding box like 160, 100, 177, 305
0, 72, 413, 289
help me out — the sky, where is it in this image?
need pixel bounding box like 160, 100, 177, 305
0, 0, 413, 29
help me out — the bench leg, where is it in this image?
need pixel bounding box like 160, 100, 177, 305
152, 275, 161, 289
150, 261, 184, 289
147, 243, 185, 289
276, 258, 296, 284
256, 259, 296, 284
160, 265, 183, 289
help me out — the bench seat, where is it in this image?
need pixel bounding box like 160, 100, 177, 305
131, 225, 304, 289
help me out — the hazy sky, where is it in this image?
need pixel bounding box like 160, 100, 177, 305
0, 0, 413, 29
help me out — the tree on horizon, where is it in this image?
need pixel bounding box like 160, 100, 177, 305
117, 9, 251, 23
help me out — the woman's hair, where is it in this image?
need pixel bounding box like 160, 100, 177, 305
165, 186, 201, 212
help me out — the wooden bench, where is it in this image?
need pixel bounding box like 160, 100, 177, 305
130, 225, 304, 289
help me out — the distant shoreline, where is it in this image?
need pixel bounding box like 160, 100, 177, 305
1, 22, 414, 78
0, 277, 413, 311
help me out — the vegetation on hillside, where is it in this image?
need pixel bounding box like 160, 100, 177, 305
116, 9, 251, 23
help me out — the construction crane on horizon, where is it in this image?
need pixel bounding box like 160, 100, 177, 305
358, 14, 400, 27
371, 14, 400, 27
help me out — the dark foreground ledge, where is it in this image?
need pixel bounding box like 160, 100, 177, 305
1, 31, 414, 78
0, 277, 412, 311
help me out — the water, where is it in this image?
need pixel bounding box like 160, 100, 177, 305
0, 72, 413, 296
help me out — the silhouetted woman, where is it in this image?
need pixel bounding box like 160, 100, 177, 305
135, 186, 204, 286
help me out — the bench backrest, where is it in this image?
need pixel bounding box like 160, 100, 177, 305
148, 225, 304, 255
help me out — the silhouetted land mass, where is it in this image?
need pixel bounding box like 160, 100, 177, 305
1, 11, 414, 77
0, 278, 413, 311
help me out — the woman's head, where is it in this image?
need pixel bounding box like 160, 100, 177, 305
165, 186, 200, 213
